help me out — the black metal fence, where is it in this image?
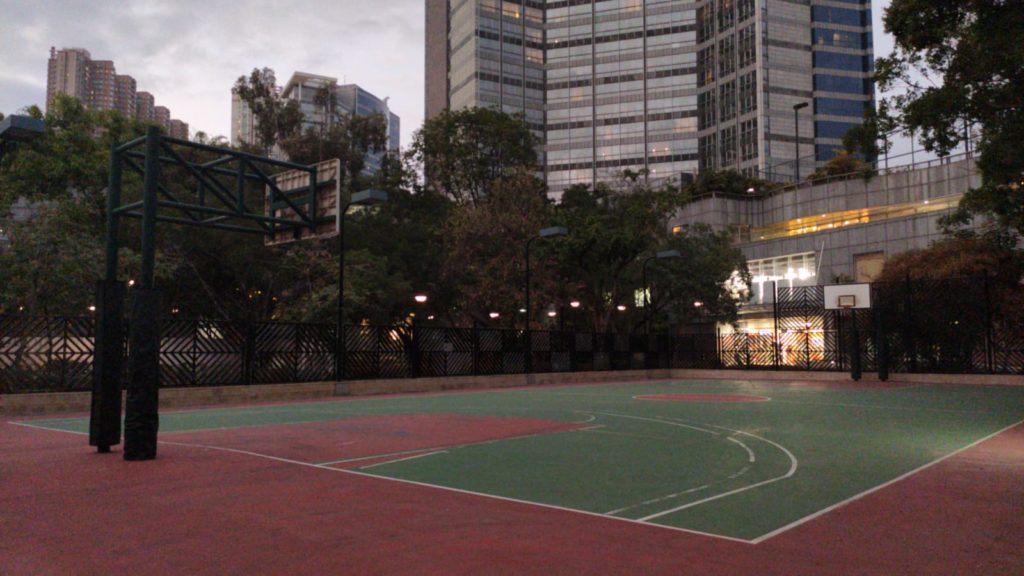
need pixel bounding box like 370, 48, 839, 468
2, 278, 1021, 394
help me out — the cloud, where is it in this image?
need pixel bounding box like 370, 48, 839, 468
0, 0, 425, 148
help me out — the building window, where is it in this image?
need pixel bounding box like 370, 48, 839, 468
698, 91, 717, 130
697, 47, 716, 87
719, 81, 736, 122
699, 134, 717, 171
815, 98, 869, 118
814, 74, 868, 95
740, 118, 758, 161
720, 125, 737, 167
813, 29, 867, 50
718, 37, 736, 77
739, 71, 757, 115
697, 5, 715, 43
738, 0, 755, 22
718, 0, 735, 32
738, 26, 756, 69
813, 52, 869, 73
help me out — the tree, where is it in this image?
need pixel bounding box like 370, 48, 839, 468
682, 169, 777, 199
232, 68, 304, 156
280, 112, 389, 190
876, 1, 1024, 242
408, 107, 538, 205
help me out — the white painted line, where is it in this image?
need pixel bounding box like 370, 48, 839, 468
606, 485, 709, 516
727, 436, 756, 463
588, 411, 720, 436
572, 414, 597, 424
317, 447, 439, 466
638, 426, 798, 523
8, 421, 89, 435
157, 438, 754, 544
358, 450, 448, 470
748, 418, 1024, 544
728, 466, 751, 479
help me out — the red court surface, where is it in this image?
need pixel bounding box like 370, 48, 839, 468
3, 417, 1023, 575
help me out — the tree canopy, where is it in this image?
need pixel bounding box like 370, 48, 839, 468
877, 0, 1024, 244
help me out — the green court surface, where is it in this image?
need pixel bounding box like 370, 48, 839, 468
28, 380, 1024, 542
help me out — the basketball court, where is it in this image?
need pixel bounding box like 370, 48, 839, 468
5, 377, 1023, 574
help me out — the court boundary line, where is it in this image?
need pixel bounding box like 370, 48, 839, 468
153, 437, 754, 544
747, 418, 1024, 544
10, 412, 1023, 545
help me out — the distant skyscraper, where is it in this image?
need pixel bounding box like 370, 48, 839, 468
46, 47, 192, 134
425, 0, 875, 195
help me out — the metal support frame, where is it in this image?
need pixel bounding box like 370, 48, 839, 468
91, 126, 321, 460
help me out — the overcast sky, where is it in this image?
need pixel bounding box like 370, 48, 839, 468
0, 0, 896, 151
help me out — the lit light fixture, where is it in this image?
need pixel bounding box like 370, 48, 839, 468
616, 304, 627, 312
489, 312, 500, 319
519, 308, 527, 314
569, 300, 581, 308
747, 187, 756, 194
128, 279, 135, 287
547, 310, 557, 318
414, 294, 428, 303
88, 305, 96, 312
693, 301, 704, 308
427, 315, 435, 321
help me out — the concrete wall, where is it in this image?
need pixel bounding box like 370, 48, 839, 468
670, 156, 982, 281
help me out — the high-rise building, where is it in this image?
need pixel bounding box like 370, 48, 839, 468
136, 91, 155, 122
425, 0, 875, 195
114, 75, 137, 118
169, 119, 189, 140
46, 47, 91, 108
153, 106, 171, 130
46, 47, 192, 134
231, 71, 400, 167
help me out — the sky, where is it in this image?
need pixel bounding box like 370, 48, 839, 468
0, 0, 897, 153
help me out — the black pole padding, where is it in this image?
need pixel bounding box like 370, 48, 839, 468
124, 288, 162, 461
850, 310, 862, 381
876, 308, 889, 382
89, 280, 126, 453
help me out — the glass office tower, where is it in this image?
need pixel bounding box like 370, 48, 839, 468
427, 0, 874, 192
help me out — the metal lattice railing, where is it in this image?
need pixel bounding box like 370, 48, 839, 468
1, 277, 1021, 393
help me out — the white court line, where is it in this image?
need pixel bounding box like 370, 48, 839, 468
768, 398, 995, 415
9, 420, 89, 435
728, 466, 751, 479
155, 437, 752, 544
727, 436, 756, 463
638, 424, 799, 523
358, 450, 447, 470
748, 418, 1024, 544
606, 485, 709, 516
588, 411, 720, 436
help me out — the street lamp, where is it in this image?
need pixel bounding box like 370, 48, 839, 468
793, 102, 809, 182
337, 189, 388, 380
524, 226, 568, 373
641, 249, 682, 335
0, 115, 44, 163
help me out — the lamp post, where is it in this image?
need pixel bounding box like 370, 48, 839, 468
793, 102, 809, 182
524, 226, 568, 374
0, 115, 44, 163
641, 249, 681, 335
337, 189, 388, 380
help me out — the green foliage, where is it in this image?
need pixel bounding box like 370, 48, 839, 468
683, 169, 776, 199
280, 113, 389, 192
408, 107, 538, 205
810, 150, 874, 180
232, 68, 304, 155
877, 0, 1024, 241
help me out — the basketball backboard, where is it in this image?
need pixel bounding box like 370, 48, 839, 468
265, 158, 341, 245
823, 283, 872, 310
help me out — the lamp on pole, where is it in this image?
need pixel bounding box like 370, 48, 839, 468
0, 115, 44, 163
793, 102, 809, 182
524, 226, 568, 374
641, 249, 681, 335
337, 189, 388, 380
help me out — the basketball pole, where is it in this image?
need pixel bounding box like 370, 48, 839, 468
850, 308, 862, 381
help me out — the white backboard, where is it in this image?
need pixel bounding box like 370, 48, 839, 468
824, 283, 872, 310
